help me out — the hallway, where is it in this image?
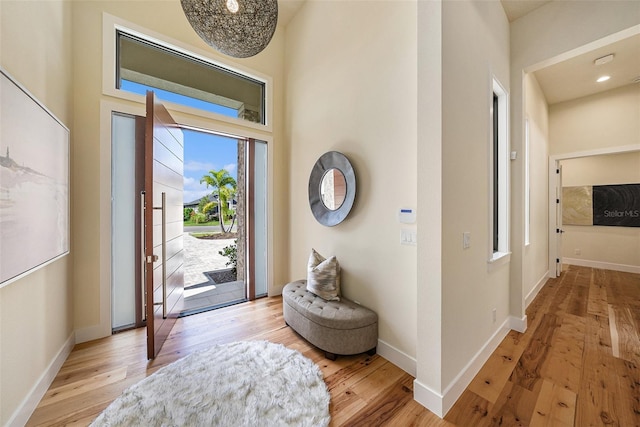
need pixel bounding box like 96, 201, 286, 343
446, 265, 640, 425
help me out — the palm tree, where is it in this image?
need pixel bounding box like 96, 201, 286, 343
219, 185, 238, 231
200, 169, 237, 233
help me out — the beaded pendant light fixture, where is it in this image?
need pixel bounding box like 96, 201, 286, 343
181, 0, 278, 58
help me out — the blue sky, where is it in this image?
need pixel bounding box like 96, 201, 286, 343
183, 130, 238, 204
121, 81, 239, 203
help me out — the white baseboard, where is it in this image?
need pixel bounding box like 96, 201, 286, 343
525, 271, 550, 308
509, 314, 527, 333
413, 317, 512, 417
7, 332, 75, 427
564, 258, 640, 274
413, 379, 444, 418
75, 322, 110, 344
377, 339, 416, 377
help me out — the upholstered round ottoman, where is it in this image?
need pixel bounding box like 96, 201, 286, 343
282, 280, 378, 360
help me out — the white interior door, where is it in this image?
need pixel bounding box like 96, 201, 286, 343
555, 164, 564, 276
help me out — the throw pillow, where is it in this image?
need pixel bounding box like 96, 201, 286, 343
307, 249, 341, 301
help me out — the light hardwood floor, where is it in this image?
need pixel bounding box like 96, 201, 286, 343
27, 265, 640, 426
447, 265, 640, 426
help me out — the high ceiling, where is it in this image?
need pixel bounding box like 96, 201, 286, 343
501, 0, 551, 22
276, 0, 640, 105
278, 0, 306, 27
279, 0, 553, 27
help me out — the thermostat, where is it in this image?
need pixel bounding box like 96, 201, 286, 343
398, 208, 416, 224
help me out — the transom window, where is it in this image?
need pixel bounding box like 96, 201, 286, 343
116, 31, 266, 124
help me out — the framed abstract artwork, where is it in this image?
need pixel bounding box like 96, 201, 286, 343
562, 184, 640, 227
0, 68, 70, 287
593, 184, 640, 227
562, 186, 593, 226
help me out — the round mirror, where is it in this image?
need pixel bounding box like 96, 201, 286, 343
308, 151, 356, 226
320, 168, 347, 210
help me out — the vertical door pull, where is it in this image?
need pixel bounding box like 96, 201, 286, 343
141, 191, 147, 321
148, 193, 167, 318
161, 192, 167, 319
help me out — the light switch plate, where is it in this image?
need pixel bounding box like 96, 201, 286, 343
463, 232, 471, 249
401, 229, 417, 246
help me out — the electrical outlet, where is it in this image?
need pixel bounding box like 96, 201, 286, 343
575, 248, 581, 255
492, 308, 497, 323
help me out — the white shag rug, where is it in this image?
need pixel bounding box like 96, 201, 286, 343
90, 341, 330, 427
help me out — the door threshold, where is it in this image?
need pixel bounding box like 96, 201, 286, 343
179, 298, 247, 318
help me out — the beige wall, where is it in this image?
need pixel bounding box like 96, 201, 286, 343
440, 0, 510, 389
550, 84, 640, 155
286, 0, 511, 414
416, 0, 444, 394
285, 1, 418, 358
0, 1, 74, 424
71, 1, 287, 338
415, 1, 513, 414
523, 73, 550, 301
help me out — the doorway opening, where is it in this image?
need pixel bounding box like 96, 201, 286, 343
110, 112, 268, 332
181, 129, 245, 316
549, 149, 640, 280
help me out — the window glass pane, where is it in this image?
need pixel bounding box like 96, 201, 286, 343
490, 79, 509, 259
117, 31, 265, 124
121, 80, 237, 117
525, 118, 530, 245
112, 113, 137, 330
254, 141, 268, 297
493, 93, 499, 253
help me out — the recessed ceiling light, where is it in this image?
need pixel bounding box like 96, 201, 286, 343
596, 75, 611, 83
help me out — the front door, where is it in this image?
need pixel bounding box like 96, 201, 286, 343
144, 92, 185, 359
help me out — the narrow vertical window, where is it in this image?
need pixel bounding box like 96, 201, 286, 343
490, 79, 509, 262
524, 118, 531, 246
493, 93, 499, 253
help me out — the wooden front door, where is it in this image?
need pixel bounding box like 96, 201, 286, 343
144, 91, 185, 359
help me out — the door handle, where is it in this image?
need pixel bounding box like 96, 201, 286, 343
151, 193, 167, 319
141, 191, 146, 321
144, 192, 167, 319
161, 192, 167, 319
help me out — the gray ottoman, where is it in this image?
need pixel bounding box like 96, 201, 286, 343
282, 280, 378, 360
